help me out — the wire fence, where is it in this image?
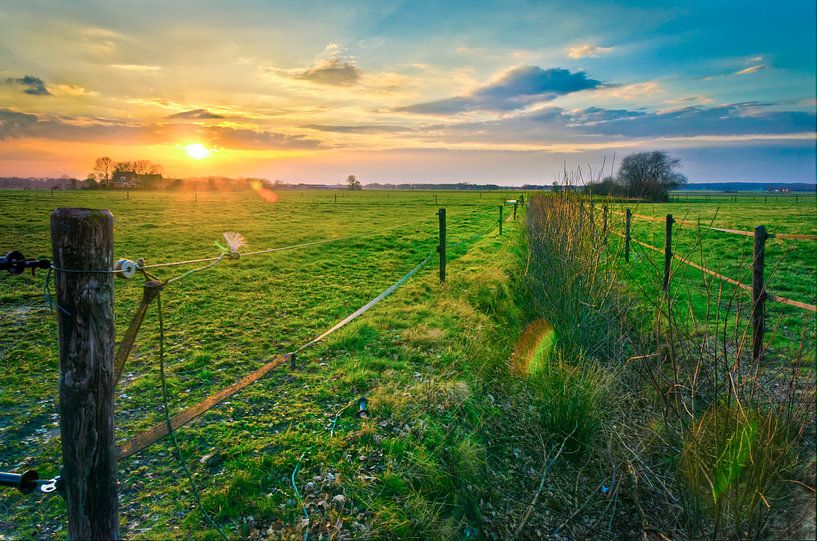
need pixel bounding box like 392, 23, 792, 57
609, 208, 816, 313
0, 201, 511, 538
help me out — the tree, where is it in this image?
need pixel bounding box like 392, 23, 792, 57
346, 174, 361, 191
617, 151, 687, 202
92, 157, 115, 187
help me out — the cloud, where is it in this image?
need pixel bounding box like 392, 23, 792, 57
167, 109, 224, 120
0, 109, 322, 150
567, 44, 613, 59
398, 66, 602, 114
297, 57, 361, 86
564, 103, 816, 138
303, 124, 411, 134
4, 75, 51, 96
109, 64, 161, 72
735, 64, 766, 75
598, 81, 663, 100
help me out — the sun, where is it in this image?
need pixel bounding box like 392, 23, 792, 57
184, 143, 210, 160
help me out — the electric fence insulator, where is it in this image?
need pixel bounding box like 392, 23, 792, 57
1, 251, 51, 275
114, 259, 137, 279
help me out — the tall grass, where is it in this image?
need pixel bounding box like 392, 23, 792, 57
523, 189, 814, 540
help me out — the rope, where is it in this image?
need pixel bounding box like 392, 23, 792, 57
610, 209, 817, 241
616, 232, 817, 313
156, 290, 229, 540
293, 251, 435, 354
117, 247, 439, 460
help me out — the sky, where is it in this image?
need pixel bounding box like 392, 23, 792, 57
0, 0, 815, 184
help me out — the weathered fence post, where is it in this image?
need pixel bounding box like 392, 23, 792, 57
438, 208, 446, 283
624, 208, 632, 262
498, 205, 503, 236
602, 206, 608, 236
752, 226, 768, 364
663, 214, 674, 296
513, 202, 518, 221
334, 194, 337, 204
51, 208, 120, 541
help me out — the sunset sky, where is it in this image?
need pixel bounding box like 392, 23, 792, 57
1, 0, 815, 184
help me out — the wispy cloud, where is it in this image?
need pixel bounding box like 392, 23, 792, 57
109, 64, 161, 72
735, 64, 766, 75
566, 44, 613, 59
398, 66, 602, 114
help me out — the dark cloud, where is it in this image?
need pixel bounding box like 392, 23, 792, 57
568, 103, 816, 137
0, 109, 322, 150
5, 75, 51, 96
297, 58, 361, 86
398, 66, 602, 114
167, 109, 224, 119
203, 126, 322, 149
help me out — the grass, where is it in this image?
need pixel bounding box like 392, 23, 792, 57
0, 188, 532, 539
523, 192, 814, 540
607, 196, 816, 355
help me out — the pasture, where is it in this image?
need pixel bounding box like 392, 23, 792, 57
608, 197, 816, 355
0, 189, 513, 539
0, 188, 814, 539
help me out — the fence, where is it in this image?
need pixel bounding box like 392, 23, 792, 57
1, 200, 518, 539
609, 207, 816, 365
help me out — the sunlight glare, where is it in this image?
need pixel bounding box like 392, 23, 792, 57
185, 143, 210, 160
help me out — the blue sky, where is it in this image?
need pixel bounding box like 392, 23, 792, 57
0, 0, 814, 182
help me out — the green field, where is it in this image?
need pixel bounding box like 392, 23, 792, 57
0, 189, 517, 539
0, 189, 814, 539
607, 197, 817, 355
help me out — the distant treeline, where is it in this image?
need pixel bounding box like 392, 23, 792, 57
2, 177, 813, 193
678, 182, 816, 192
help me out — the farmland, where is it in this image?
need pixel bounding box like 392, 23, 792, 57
0, 188, 814, 539
608, 196, 816, 354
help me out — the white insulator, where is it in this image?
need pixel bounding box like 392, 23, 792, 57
114, 259, 137, 279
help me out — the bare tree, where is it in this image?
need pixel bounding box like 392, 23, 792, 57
92, 157, 115, 187
346, 174, 361, 191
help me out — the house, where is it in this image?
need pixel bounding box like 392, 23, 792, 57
111, 171, 137, 188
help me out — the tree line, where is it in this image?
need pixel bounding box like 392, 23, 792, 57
87, 157, 164, 188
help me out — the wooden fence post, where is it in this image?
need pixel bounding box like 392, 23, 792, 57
498, 205, 503, 236
663, 214, 674, 296
752, 226, 768, 364
513, 202, 518, 221
602, 206, 608, 236
624, 208, 632, 262
438, 208, 446, 283
51, 208, 120, 541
